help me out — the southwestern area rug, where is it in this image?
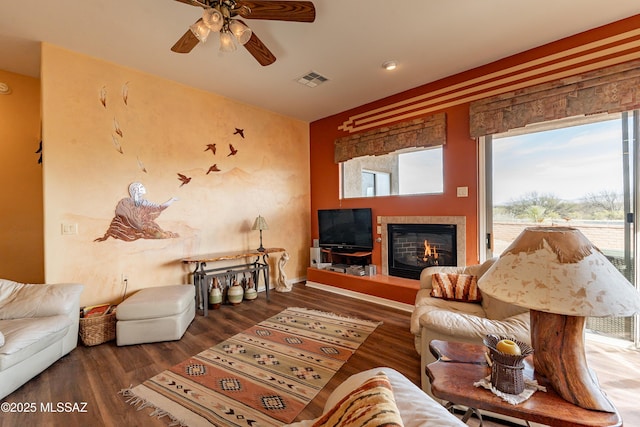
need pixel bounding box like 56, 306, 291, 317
121, 307, 381, 427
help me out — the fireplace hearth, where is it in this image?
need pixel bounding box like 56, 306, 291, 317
387, 223, 457, 279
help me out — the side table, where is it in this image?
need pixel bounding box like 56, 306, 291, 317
426, 340, 622, 427
182, 248, 285, 316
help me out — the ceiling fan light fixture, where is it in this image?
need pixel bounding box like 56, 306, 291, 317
219, 31, 237, 52
202, 7, 224, 32
229, 20, 252, 45
189, 20, 211, 43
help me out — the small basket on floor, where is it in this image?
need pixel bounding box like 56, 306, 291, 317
483, 334, 533, 395
79, 311, 117, 346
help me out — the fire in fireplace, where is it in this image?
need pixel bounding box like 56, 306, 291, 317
387, 223, 457, 279
421, 240, 440, 265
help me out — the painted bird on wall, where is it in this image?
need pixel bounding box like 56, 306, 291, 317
227, 144, 238, 157
207, 164, 220, 174
177, 173, 191, 186
35, 141, 42, 164
233, 128, 245, 138
205, 143, 216, 155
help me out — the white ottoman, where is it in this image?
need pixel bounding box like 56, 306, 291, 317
116, 285, 195, 346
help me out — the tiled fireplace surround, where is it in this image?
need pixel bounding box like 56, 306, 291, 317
381, 216, 466, 277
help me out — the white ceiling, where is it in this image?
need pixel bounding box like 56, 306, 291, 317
0, 1, 639, 122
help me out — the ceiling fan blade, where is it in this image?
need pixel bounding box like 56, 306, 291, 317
243, 29, 277, 66
171, 21, 201, 53
236, 1, 315, 22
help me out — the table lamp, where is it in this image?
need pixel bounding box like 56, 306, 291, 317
478, 226, 640, 412
252, 215, 269, 252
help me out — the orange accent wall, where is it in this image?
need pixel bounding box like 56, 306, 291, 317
310, 14, 640, 271
0, 70, 43, 283
311, 104, 478, 267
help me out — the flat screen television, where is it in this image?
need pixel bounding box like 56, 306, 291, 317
318, 208, 373, 252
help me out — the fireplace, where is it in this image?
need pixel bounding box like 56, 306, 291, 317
387, 223, 457, 279
377, 216, 467, 279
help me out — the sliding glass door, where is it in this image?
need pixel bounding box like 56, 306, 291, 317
481, 112, 640, 347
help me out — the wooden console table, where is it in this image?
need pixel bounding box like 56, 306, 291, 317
426, 340, 622, 427
182, 248, 285, 316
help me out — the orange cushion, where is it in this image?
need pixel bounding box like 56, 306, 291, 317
312, 373, 403, 427
431, 273, 482, 303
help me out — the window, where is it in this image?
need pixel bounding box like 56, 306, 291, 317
362, 170, 390, 197
481, 112, 639, 347
341, 146, 443, 198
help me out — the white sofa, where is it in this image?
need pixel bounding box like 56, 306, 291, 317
284, 367, 466, 426
410, 259, 531, 394
0, 279, 84, 399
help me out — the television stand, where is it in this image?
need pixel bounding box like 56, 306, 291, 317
322, 248, 372, 266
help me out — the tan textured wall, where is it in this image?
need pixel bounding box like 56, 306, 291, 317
41, 44, 310, 306
0, 69, 43, 283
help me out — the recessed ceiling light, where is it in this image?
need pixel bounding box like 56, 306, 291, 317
382, 61, 397, 71
0, 82, 11, 95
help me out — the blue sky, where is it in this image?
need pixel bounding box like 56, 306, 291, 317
493, 118, 628, 205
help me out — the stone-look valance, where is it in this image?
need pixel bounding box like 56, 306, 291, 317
469, 59, 640, 138
334, 113, 446, 163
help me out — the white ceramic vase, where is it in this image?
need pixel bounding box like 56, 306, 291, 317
227, 279, 244, 306
244, 277, 257, 301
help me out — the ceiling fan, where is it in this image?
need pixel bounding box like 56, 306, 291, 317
171, 0, 316, 66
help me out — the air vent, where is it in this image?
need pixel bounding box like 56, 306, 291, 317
296, 71, 329, 88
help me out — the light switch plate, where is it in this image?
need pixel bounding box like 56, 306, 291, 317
456, 186, 469, 197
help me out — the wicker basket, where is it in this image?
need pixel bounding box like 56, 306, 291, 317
483, 334, 533, 395
79, 311, 116, 346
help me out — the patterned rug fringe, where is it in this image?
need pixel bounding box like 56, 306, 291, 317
119, 387, 188, 427
288, 306, 383, 325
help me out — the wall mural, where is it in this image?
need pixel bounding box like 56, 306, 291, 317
97, 81, 248, 186
35, 140, 42, 164
94, 81, 248, 243
95, 182, 178, 242
177, 173, 191, 187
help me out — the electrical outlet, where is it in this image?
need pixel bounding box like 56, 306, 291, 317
61, 223, 78, 235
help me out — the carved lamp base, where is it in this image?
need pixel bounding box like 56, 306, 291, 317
530, 309, 615, 412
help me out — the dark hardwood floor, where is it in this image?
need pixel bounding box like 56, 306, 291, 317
0, 283, 638, 427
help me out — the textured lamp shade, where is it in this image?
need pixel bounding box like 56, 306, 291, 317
252, 216, 269, 231
478, 226, 640, 412
478, 226, 640, 317
252, 216, 268, 252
